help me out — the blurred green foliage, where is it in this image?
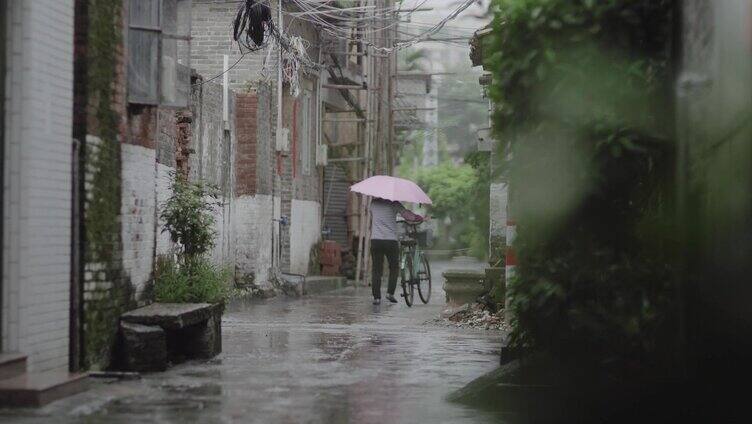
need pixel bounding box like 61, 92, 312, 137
485, 0, 678, 375
400, 158, 490, 259
417, 163, 478, 218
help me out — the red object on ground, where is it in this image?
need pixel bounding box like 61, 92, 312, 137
320, 241, 342, 276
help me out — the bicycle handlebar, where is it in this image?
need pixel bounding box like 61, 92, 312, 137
397, 219, 423, 227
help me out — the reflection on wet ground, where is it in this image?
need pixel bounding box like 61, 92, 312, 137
0, 259, 504, 424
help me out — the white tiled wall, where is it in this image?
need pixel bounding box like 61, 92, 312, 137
2, 0, 74, 372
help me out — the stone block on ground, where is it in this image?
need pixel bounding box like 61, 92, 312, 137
119, 303, 224, 371
278, 274, 305, 296
120, 322, 167, 372
171, 308, 223, 360
442, 269, 487, 306
121, 303, 218, 330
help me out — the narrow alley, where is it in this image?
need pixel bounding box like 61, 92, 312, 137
0, 259, 504, 424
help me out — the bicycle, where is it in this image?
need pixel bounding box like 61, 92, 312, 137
398, 220, 432, 307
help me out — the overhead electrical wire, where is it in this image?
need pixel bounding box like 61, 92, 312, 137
210, 0, 479, 93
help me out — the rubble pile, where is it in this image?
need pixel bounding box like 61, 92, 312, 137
430, 302, 511, 332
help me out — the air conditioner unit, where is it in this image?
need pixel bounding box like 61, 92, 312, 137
316, 145, 328, 167
276, 128, 290, 153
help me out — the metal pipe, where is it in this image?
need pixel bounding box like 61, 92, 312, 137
272, 0, 284, 273
391, 107, 436, 112
323, 118, 372, 123
322, 83, 368, 90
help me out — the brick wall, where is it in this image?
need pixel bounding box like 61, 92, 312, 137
191, 1, 323, 276
2, 0, 75, 372
191, 0, 276, 91
235, 93, 258, 196
256, 82, 274, 195
157, 108, 177, 167
233, 83, 276, 286
75, 0, 173, 369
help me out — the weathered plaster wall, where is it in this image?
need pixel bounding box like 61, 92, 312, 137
235, 195, 279, 286
289, 199, 322, 275
189, 79, 237, 266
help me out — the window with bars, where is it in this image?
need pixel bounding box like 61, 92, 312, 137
128, 0, 191, 107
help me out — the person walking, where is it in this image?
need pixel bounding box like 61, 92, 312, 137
370, 198, 423, 305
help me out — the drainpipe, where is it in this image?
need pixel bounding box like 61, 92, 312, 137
0, 0, 7, 352
271, 0, 284, 274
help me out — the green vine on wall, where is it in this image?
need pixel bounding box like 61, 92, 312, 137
87, 0, 121, 265
83, 0, 133, 370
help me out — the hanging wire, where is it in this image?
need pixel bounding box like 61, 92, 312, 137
233, 0, 275, 51
213, 0, 484, 89
192, 52, 249, 87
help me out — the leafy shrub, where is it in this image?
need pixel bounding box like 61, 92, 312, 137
485, 0, 678, 374
154, 256, 231, 304
160, 174, 220, 257
156, 174, 230, 304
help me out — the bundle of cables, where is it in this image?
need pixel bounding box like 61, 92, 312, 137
233, 0, 274, 51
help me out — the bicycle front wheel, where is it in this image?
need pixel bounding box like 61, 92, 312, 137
402, 254, 415, 307
417, 254, 432, 304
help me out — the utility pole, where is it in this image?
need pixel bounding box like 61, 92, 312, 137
271, 0, 284, 276
387, 2, 397, 175
354, 1, 372, 288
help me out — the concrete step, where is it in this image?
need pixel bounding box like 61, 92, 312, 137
0, 353, 27, 380
0, 371, 88, 407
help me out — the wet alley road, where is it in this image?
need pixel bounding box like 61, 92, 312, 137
1, 259, 504, 424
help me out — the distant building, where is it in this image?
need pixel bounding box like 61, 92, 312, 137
394, 73, 438, 168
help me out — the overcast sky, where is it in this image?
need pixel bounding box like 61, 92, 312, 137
397, 0, 491, 72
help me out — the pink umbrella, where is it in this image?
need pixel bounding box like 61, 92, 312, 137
350, 175, 432, 205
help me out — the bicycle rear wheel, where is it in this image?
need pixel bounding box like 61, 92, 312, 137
401, 254, 415, 307
417, 254, 431, 304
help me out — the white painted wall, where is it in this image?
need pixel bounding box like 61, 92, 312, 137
289, 199, 321, 275
489, 182, 508, 240
234, 194, 278, 286
120, 144, 157, 298
155, 163, 175, 256
2, 0, 75, 372
209, 192, 236, 267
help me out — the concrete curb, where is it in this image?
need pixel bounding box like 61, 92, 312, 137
302, 276, 350, 295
